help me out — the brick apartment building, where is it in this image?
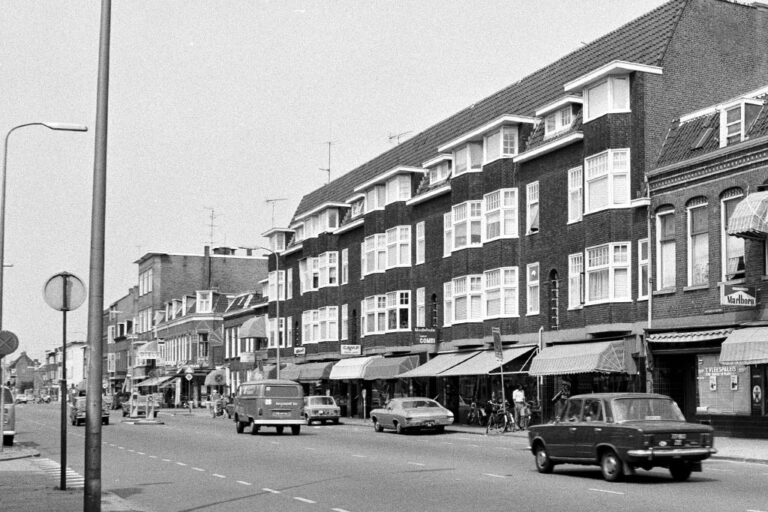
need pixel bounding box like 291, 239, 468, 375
251, 0, 768, 426
648, 84, 768, 437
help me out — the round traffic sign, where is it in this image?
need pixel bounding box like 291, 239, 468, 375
0, 330, 19, 357
43, 272, 86, 312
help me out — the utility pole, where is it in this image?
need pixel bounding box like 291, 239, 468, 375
319, 141, 335, 184
265, 198, 287, 228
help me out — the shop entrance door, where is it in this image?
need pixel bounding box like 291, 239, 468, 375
751, 366, 765, 416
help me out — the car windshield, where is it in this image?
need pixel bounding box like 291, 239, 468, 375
308, 397, 335, 406
401, 400, 440, 409
612, 397, 686, 422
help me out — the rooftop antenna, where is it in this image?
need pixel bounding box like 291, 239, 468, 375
203, 207, 221, 247
265, 198, 287, 228
319, 140, 335, 184
388, 131, 412, 145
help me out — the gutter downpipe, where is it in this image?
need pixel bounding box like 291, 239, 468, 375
537, 326, 544, 406
644, 175, 654, 393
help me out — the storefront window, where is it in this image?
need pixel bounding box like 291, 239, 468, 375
696, 353, 750, 415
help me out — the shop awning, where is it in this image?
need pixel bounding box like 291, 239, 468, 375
261, 364, 294, 380
727, 190, 768, 239
647, 328, 733, 344
204, 368, 228, 386
529, 340, 626, 376
239, 316, 266, 338
136, 341, 159, 359
329, 356, 381, 380
279, 365, 301, 381
362, 355, 419, 380
439, 346, 537, 377
293, 361, 335, 382
397, 351, 479, 378
719, 327, 768, 365
135, 375, 176, 388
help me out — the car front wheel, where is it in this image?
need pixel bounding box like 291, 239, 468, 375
2, 434, 13, 446
305, 415, 313, 425
291, 425, 301, 435
395, 421, 404, 434
669, 463, 692, 481
600, 450, 623, 482
373, 418, 383, 432
236, 418, 244, 434
534, 444, 554, 473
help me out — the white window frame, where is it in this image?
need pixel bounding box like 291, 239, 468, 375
362, 295, 388, 336
568, 253, 584, 309
428, 160, 451, 185
656, 210, 676, 290
483, 125, 519, 164
583, 75, 630, 122
415, 221, 425, 265
452, 275, 483, 324
386, 291, 411, 332
526, 263, 540, 315
286, 268, 293, 300
567, 166, 583, 224
584, 149, 630, 214
341, 304, 348, 340
721, 193, 746, 281
386, 175, 411, 204
484, 267, 519, 319
139, 268, 153, 296
526, 182, 539, 235
721, 104, 745, 147
544, 106, 573, 137
638, 239, 649, 300
386, 226, 411, 268
687, 201, 709, 287
443, 212, 453, 257
484, 188, 518, 241
443, 282, 453, 327
196, 290, 212, 313
453, 142, 483, 176
365, 185, 386, 213
585, 242, 631, 304
452, 201, 482, 250
416, 287, 425, 328
341, 248, 348, 285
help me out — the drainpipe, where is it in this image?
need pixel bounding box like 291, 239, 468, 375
537, 326, 544, 406
644, 175, 654, 393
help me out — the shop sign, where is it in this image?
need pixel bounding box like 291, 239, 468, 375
492, 327, 503, 363
340, 344, 361, 355
240, 352, 255, 363
415, 329, 436, 344
720, 284, 756, 307
294, 347, 306, 356
698, 365, 747, 377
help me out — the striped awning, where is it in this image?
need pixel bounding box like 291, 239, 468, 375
528, 340, 626, 376
136, 375, 175, 388
329, 356, 381, 380
397, 351, 479, 378
719, 327, 768, 365
727, 190, 768, 239
439, 346, 537, 377
362, 355, 419, 380
648, 328, 733, 344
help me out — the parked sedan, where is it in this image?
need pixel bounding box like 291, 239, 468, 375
370, 397, 454, 434
303, 395, 341, 425
69, 396, 111, 426
528, 393, 716, 482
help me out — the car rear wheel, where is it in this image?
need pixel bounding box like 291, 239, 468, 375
669, 463, 693, 481
373, 418, 383, 432
395, 421, 404, 434
276, 426, 284, 434
235, 418, 244, 434
103, 418, 109, 425
3, 434, 13, 446
305, 415, 313, 425
250, 424, 260, 435
600, 450, 623, 482
291, 425, 301, 435
534, 444, 554, 473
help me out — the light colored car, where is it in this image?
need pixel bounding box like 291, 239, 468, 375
233, 379, 304, 435
528, 393, 717, 482
14, 393, 28, 405
2, 386, 15, 446
69, 396, 110, 426
370, 397, 454, 434
303, 395, 341, 425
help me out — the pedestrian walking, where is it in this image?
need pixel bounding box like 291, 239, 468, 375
512, 385, 526, 430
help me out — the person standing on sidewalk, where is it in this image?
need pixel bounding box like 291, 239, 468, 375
512, 385, 525, 431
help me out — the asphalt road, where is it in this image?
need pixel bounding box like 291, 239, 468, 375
13, 403, 768, 512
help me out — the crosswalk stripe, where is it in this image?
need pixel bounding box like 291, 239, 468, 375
31, 458, 86, 489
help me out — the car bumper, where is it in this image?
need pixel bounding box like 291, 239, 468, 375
252, 419, 304, 425
626, 447, 717, 460
405, 418, 453, 428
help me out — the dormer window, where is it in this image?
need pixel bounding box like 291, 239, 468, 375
197, 291, 212, 313
351, 199, 364, 218
429, 160, 451, 184
719, 100, 762, 147
385, 175, 411, 204
294, 224, 304, 242
544, 106, 573, 137
270, 232, 286, 253
484, 126, 518, 163
453, 142, 483, 176
584, 75, 629, 122
365, 185, 386, 212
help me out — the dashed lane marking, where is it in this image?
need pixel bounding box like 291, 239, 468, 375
263, 488, 281, 494
149, 455, 158, 459
332, 509, 352, 512
407, 462, 425, 466
352, 454, 366, 458
212, 474, 225, 478
482, 473, 506, 479
192, 468, 205, 472
237, 481, 252, 486
588, 488, 625, 495
294, 497, 316, 504
304, 447, 317, 450
176, 462, 187, 466
707, 468, 735, 473
161, 458, 171, 462
137, 452, 145, 455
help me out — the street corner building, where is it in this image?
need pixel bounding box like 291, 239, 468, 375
92, 0, 768, 438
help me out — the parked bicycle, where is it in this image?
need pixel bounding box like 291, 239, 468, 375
485, 400, 514, 434
465, 400, 486, 426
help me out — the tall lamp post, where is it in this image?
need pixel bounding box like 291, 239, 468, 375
256, 246, 281, 379
0, 122, 89, 328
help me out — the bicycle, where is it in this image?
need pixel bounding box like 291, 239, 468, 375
485, 403, 512, 434
466, 401, 486, 426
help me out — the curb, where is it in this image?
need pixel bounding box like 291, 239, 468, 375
711, 455, 768, 465
0, 447, 40, 461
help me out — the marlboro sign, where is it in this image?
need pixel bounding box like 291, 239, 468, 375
720, 284, 756, 307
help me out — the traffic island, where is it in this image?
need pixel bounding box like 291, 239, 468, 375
121, 418, 165, 425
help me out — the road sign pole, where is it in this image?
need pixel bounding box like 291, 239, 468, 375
60, 308, 67, 490
0, 355, 4, 454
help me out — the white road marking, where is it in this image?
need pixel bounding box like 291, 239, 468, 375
468, 444, 480, 448
118, 446, 125, 450
161, 458, 171, 462
192, 467, 205, 472
294, 497, 316, 504
237, 481, 252, 486
352, 454, 366, 458
482, 473, 506, 479
332, 509, 352, 512
137, 452, 145, 455
588, 488, 625, 495
127, 449, 135, 453
304, 447, 317, 451
271, 441, 280, 445
176, 462, 187, 466
707, 468, 735, 473
212, 474, 225, 478
407, 462, 425, 466
746, 509, 768, 512
149, 455, 158, 459
451, 436, 471, 441
263, 488, 281, 494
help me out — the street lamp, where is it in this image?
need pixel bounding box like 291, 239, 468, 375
253, 246, 281, 379
0, 122, 88, 329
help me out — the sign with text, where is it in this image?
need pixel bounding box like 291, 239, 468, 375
492, 327, 503, 363
294, 347, 306, 356
720, 284, 756, 307
340, 344, 361, 356
415, 329, 436, 344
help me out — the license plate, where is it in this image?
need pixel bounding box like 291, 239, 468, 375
272, 411, 290, 417
671, 433, 687, 440
424, 421, 434, 427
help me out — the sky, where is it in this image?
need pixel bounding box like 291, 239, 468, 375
0, 0, 669, 362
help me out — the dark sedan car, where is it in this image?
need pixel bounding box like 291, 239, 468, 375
528, 393, 716, 482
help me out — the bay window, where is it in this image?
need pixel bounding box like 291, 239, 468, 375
484, 125, 519, 163
452, 275, 482, 323
386, 175, 411, 204
527, 263, 540, 315
484, 267, 518, 318
585, 149, 630, 213
584, 75, 630, 122
453, 142, 483, 176
386, 291, 410, 331
484, 188, 518, 241
586, 242, 630, 303
365, 185, 386, 212
544, 106, 573, 137
453, 201, 482, 250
